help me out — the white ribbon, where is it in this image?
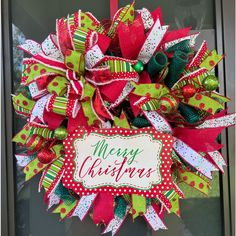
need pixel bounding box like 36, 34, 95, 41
30, 94, 52, 123
47, 192, 61, 209
173, 138, 218, 179
164, 33, 199, 50
71, 194, 97, 221
102, 205, 131, 235
208, 151, 226, 173
41, 34, 64, 61
143, 205, 167, 231
143, 111, 173, 133
138, 19, 168, 64
28, 82, 47, 99
196, 113, 236, 129
136, 8, 154, 31
18, 39, 42, 56
85, 45, 104, 69
15, 154, 34, 167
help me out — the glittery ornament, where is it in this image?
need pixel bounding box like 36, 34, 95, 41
54, 127, 68, 140
37, 149, 56, 164
202, 75, 219, 91
159, 94, 179, 114
182, 84, 196, 98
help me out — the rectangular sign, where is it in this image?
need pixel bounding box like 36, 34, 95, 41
63, 128, 174, 197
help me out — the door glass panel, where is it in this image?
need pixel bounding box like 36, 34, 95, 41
11, 1, 223, 236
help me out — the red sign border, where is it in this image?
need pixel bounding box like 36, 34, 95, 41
63, 127, 174, 197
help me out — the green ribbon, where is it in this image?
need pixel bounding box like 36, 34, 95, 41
47, 76, 68, 96
80, 77, 100, 126
23, 63, 64, 85
12, 124, 32, 146
131, 83, 170, 98
54, 182, 75, 205
200, 49, 223, 71
65, 50, 85, 74
23, 158, 47, 181
183, 93, 224, 115
131, 194, 146, 219
113, 111, 130, 128
108, 3, 135, 38
12, 93, 35, 116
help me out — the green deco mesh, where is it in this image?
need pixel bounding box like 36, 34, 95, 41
55, 182, 75, 205
132, 116, 151, 128
115, 197, 127, 218
167, 39, 192, 54
147, 51, 168, 77
165, 50, 189, 89
178, 103, 201, 124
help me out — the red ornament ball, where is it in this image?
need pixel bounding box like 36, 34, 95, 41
182, 84, 196, 98
37, 149, 56, 164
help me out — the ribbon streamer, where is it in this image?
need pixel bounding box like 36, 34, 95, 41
71, 194, 97, 220
143, 205, 167, 231
143, 111, 173, 133
173, 138, 217, 179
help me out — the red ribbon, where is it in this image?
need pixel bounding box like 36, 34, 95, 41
110, 0, 119, 19
173, 127, 224, 152
93, 193, 114, 225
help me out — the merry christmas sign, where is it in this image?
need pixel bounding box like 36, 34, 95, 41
63, 128, 173, 196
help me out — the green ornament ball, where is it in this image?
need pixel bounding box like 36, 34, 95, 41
54, 126, 68, 140
202, 75, 219, 91
133, 60, 144, 73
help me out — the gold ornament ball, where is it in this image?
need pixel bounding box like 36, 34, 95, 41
54, 126, 68, 140
202, 75, 219, 91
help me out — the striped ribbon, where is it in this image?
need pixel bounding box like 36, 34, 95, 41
73, 27, 97, 52
108, 3, 134, 37
46, 95, 80, 118
42, 156, 65, 195
31, 127, 54, 139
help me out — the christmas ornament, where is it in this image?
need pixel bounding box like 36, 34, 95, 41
54, 126, 68, 140
133, 60, 144, 73
37, 149, 56, 164
182, 84, 196, 98
12, 2, 235, 235
202, 75, 219, 91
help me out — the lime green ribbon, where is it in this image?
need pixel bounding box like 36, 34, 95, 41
113, 111, 130, 128
131, 194, 146, 219
108, 3, 135, 38
47, 76, 68, 96
12, 93, 35, 116
52, 200, 77, 219
183, 93, 224, 115
131, 82, 170, 98
178, 165, 210, 195
12, 124, 32, 146
200, 50, 223, 71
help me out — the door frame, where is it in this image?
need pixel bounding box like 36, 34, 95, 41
1, 0, 235, 235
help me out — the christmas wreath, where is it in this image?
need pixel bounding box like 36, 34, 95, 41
13, 2, 235, 235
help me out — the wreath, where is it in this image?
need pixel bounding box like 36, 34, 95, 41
13, 2, 235, 235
